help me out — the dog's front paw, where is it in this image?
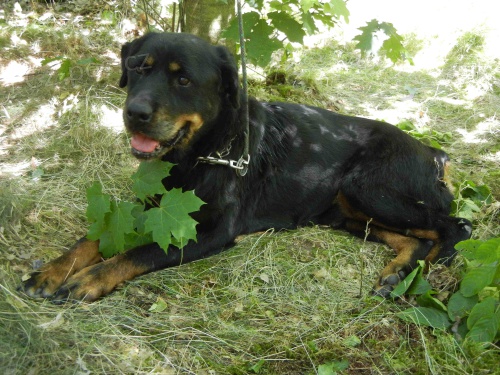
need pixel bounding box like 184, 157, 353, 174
18, 239, 102, 300
372, 269, 407, 298
49, 263, 119, 304
19, 264, 68, 299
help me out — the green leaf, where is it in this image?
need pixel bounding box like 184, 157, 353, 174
301, 12, 317, 35
461, 180, 492, 205
457, 238, 499, 264
131, 160, 173, 201
466, 297, 500, 342
97, 230, 115, 258
77, 57, 99, 65
324, 0, 350, 23
354, 20, 410, 64
268, 11, 305, 43
416, 290, 447, 312
86, 182, 111, 240
221, 11, 260, 41
467, 296, 496, 329
149, 296, 168, 312
248, 359, 266, 373
246, 19, 283, 67
397, 307, 452, 329
343, 335, 361, 348
390, 262, 431, 298
41, 56, 66, 66
407, 271, 432, 295
318, 359, 349, 375
378, 23, 404, 63
454, 198, 481, 220
105, 200, 137, 253
58, 59, 72, 81
124, 231, 154, 250
144, 189, 204, 251
390, 266, 419, 297
353, 19, 379, 53
460, 263, 498, 297
447, 290, 479, 320
300, 0, 317, 13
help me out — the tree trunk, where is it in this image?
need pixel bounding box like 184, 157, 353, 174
180, 0, 235, 46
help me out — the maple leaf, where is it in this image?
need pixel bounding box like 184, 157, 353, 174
144, 189, 205, 251
86, 182, 111, 240
354, 19, 412, 64
324, 0, 350, 23
246, 19, 284, 67
268, 11, 305, 44
131, 160, 173, 202
105, 200, 137, 253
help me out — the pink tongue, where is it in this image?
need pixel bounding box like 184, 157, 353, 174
131, 133, 160, 153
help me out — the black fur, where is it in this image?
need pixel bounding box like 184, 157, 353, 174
20, 32, 472, 302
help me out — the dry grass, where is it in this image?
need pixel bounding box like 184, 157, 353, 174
1, 1, 499, 374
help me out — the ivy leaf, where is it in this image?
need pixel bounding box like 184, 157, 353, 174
268, 12, 305, 43
86, 182, 111, 240
144, 189, 205, 251
131, 160, 173, 201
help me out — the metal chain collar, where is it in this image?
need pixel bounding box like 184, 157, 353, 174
196, 0, 250, 177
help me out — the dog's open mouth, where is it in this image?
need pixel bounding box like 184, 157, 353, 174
130, 127, 187, 159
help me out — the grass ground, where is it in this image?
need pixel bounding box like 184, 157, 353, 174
0, 1, 499, 374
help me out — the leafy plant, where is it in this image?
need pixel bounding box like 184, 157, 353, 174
85, 160, 204, 257
41, 56, 99, 81
353, 19, 413, 64
222, 0, 349, 67
394, 237, 500, 344
221, 0, 407, 67
396, 120, 453, 149
452, 180, 492, 220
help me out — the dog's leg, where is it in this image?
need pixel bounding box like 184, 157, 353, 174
337, 191, 472, 297
20, 230, 234, 302
20, 238, 102, 299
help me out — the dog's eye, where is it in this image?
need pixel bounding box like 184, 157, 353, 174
178, 76, 190, 86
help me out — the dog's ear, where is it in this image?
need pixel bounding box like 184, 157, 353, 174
215, 46, 240, 109
119, 41, 131, 88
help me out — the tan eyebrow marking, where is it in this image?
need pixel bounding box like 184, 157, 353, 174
144, 54, 155, 66
169, 62, 181, 72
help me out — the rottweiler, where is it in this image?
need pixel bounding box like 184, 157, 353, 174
20, 32, 472, 302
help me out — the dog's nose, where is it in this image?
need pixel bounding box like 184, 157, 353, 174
126, 101, 153, 124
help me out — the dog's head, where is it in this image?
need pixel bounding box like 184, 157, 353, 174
119, 32, 240, 160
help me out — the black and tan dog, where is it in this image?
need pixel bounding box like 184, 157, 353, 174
20, 32, 472, 302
